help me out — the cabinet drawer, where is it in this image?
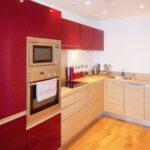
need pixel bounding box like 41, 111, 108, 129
61, 87, 91, 108
61, 105, 91, 145
145, 86, 150, 120
62, 96, 91, 121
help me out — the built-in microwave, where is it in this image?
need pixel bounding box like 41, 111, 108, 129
27, 37, 61, 67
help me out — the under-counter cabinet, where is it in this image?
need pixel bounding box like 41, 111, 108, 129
27, 114, 61, 150
124, 83, 145, 120
61, 81, 104, 145
145, 85, 150, 121
0, 116, 26, 150
105, 80, 124, 115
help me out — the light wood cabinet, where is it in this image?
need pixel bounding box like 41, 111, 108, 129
105, 80, 124, 115
145, 85, 150, 121
124, 83, 145, 120
61, 81, 104, 145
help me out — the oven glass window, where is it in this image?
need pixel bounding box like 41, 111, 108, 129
30, 79, 59, 114
33, 46, 53, 63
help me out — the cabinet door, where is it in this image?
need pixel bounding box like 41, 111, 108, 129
0, 0, 27, 119
81, 25, 93, 50
125, 83, 144, 120
91, 81, 104, 116
106, 81, 124, 115
0, 116, 26, 150
93, 29, 104, 50
27, 114, 61, 150
62, 19, 81, 49
26, 1, 61, 40
145, 85, 150, 121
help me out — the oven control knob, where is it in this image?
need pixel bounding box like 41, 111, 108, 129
53, 73, 57, 76
48, 74, 51, 77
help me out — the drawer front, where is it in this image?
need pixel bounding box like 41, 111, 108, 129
62, 96, 91, 121
61, 105, 91, 145
61, 87, 91, 108
145, 86, 150, 121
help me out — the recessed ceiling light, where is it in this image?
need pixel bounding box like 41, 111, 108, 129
86, 0, 91, 5
50, 9, 53, 12
103, 11, 107, 15
139, 4, 144, 9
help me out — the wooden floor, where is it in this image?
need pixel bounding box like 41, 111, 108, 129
64, 117, 150, 150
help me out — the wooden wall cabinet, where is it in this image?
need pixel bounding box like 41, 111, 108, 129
62, 19, 81, 49
0, 116, 26, 150
124, 83, 145, 120
27, 114, 61, 150
61, 81, 104, 145
105, 80, 124, 115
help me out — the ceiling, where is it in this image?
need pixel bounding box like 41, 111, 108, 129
36, 0, 150, 20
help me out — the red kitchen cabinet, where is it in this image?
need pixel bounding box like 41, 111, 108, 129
0, 0, 62, 119
81, 25, 94, 50
62, 19, 81, 49
93, 29, 104, 50
0, 0, 28, 119
27, 114, 61, 150
0, 116, 26, 150
26, 1, 61, 40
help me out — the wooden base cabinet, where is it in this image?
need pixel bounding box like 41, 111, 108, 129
145, 85, 150, 121
105, 80, 124, 115
27, 114, 61, 150
125, 83, 145, 120
61, 81, 104, 145
0, 116, 26, 150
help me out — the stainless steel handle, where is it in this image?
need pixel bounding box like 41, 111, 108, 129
30, 78, 59, 86
126, 82, 144, 86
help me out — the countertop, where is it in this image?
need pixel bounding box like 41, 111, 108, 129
61, 75, 150, 98
61, 75, 108, 98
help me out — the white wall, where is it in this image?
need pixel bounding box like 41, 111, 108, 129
93, 15, 150, 73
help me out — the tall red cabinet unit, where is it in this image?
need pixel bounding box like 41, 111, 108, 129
0, 1, 61, 150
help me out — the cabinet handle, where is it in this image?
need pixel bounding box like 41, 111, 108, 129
145, 85, 150, 88
126, 82, 144, 86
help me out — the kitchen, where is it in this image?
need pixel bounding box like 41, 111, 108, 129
0, 0, 150, 150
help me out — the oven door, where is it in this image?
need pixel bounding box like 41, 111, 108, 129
30, 78, 60, 114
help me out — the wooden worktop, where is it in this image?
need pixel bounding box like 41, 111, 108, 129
61, 75, 108, 98
61, 75, 150, 98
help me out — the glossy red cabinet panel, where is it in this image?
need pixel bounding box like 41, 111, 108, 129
27, 114, 61, 150
62, 19, 81, 49
26, 1, 61, 40
0, 1, 28, 119
0, 116, 26, 150
0, 1, 62, 119
93, 29, 104, 50
81, 25, 94, 50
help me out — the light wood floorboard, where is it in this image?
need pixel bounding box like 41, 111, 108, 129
64, 117, 150, 150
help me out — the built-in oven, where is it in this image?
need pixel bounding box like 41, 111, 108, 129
30, 77, 60, 115
27, 37, 61, 127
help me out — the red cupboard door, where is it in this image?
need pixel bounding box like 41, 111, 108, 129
81, 25, 94, 50
62, 19, 81, 49
27, 114, 61, 150
93, 29, 104, 51
0, 0, 28, 119
0, 116, 26, 150
26, 1, 61, 40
